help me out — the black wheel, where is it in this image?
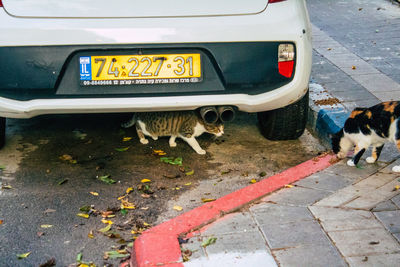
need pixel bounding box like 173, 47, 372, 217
257, 91, 308, 140
0, 117, 5, 149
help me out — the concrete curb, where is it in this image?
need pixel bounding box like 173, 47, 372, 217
130, 154, 335, 267
307, 82, 350, 147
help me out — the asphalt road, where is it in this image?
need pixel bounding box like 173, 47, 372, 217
0, 112, 325, 266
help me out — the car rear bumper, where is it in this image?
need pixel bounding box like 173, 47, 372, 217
0, 68, 310, 118
0, 0, 312, 118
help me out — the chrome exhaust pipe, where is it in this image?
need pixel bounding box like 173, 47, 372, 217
199, 106, 219, 124
217, 106, 236, 122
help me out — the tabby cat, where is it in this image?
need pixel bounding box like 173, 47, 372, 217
331, 101, 400, 172
121, 111, 224, 154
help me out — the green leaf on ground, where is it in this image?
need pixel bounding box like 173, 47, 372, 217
185, 169, 195, 176
17, 252, 31, 259
201, 237, 217, 247
104, 250, 128, 259
98, 224, 112, 233
160, 157, 183, 166
356, 164, 364, 169
79, 205, 91, 212
0, 165, 6, 170
76, 252, 82, 262
97, 175, 116, 184
58, 178, 69, 185
115, 147, 129, 152
120, 209, 128, 216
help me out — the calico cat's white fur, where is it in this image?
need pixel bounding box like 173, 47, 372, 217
122, 111, 224, 155
331, 102, 400, 172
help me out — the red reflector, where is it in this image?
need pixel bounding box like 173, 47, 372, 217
0, 0, 3, 7
269, 0, 286, 3
278, 61, 294, 78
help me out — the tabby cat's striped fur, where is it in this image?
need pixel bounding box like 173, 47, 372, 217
121, 111, 224, 154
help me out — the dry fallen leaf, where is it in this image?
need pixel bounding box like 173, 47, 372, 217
0, 220, 3, 225
101, 219, 113, 225
123, 137, 132, 142
88, 230, 94, 239
121, 199, 135, 209
1, 185, 12, 189
126, 187, 134, 194
250, 179, 257, 184
44, 209, 56, 214
141, 179, 151, 183
77, 213, 89, 219
173, 205, 183, 211
284, 184, 294, 188
101, 211, 114, 218
40, 224, 53, 228
393, 185, 400, 191
352, 65, 357, 70
59, 154, 77, 164
201, 198, 216, 203
184, 182, 192, 186
16, 252, 31, 259
117, 195, 126, 200
153, 149, 167, 156
90, 192, 99, 196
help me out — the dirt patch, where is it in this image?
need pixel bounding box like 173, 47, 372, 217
1, 112, 325, 266
314, 97, 341, 106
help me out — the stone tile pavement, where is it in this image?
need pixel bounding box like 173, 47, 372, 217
182, 159, 400, 267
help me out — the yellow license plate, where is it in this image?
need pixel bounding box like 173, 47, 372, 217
79, 54, 202, 86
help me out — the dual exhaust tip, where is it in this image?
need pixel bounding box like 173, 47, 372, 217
199, 106, 236, 124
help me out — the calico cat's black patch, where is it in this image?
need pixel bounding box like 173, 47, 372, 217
331, 101, 400, 171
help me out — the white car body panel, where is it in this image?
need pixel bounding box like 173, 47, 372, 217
0, 0, 312, 118
2, 0, 267, 18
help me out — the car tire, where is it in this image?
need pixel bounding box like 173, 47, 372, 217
257, 90, 308, 141
0, 117, 5, 149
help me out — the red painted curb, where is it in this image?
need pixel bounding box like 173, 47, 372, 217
130, 154, 335, 267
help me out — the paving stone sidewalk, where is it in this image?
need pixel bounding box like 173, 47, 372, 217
181, 1, 400, 266
182, 159, 400, 267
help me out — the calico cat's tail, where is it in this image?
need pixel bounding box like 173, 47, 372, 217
121, 113, 137, 128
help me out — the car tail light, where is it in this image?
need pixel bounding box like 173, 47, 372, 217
278, 44, 295, 78
269, 0, 287, 3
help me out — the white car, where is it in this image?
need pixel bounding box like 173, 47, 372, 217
0, 0, 312, 148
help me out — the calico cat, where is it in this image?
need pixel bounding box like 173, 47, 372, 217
331, 101, 400, 172
121, 111, 224, 155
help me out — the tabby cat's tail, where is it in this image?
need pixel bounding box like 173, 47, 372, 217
121, 113, 137, 128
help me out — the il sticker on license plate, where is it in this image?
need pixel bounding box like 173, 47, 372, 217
79, 54, 202, 86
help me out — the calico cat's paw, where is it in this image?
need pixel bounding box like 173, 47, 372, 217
347, 159, 355, 167
366, 157, 376, 164
392, 165, 400, 172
